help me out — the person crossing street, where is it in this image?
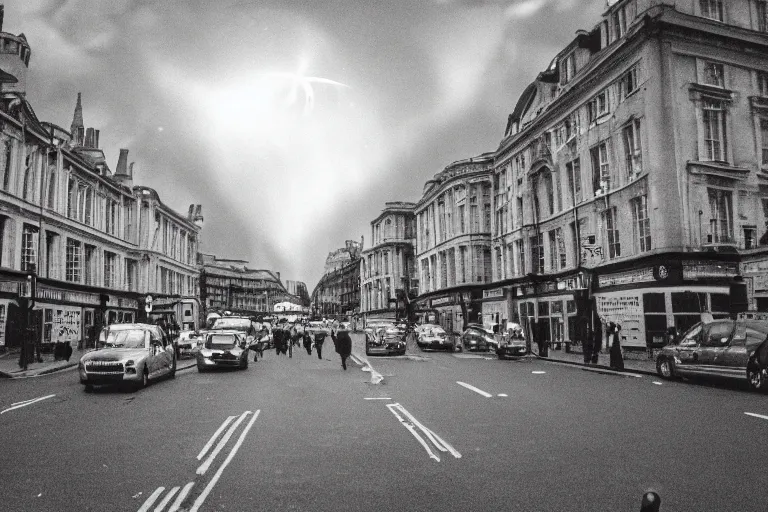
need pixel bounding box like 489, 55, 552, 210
331, 324, 353, 370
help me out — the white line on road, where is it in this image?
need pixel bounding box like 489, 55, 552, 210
153, 486, 179, 512
386, 404, 440, 462
497, 393, 508, 397
1, 394, 56, 415
580, 366, 643, 378
745, 412, 768, 421
196, 415, 236, 460
456, 381, 492, 398
167, 482, 194, 512
197, 411, 251, 475
364, 397, 392, 400
392, 403, 461, 459
137, 486, 165, 512
532, 371, 546, 374
652, 381, 663, 385
190, 410, 260, 512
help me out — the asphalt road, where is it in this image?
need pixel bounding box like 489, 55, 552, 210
1, 334, 768, 511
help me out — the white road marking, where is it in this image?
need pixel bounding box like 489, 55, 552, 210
386, 404, 440, 462
196, 415, 236, 460
392, 403, 461, 459
364, 397, 392, 400
532, 371, 546, 374
197, 411, 251, 475
1, 394, 56, 415
652, 381, 663, 385
456, 381, 493, 398
497, 393, 508, 397
167, 482, 194, 512
580, 366, 643, 378
190, 410, 260, 512
745, 412, 768, 421
153, 486, 178, 512
137, 487, 165, 512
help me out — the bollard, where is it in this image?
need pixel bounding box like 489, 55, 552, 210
640, 491, 661, 512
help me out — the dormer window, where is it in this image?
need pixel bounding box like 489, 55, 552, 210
699, 0, 724, 22
560, 52, 576, 85
613, 6, 626, 40
758, 0, 768, 32
702, 61, 725, 88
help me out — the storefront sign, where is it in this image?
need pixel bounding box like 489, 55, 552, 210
48, 307, 81, 344
152, 297, 180, 308
483, 288, 504, 299
682, 261, 738, 280
431, 296, 454, 307
37, 287, 101, 306
594, 292, 644, 348
107, 297, 139, 310
0, 281, 19, 294
598, 268, 654, 288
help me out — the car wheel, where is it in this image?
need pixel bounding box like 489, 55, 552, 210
84, 383, 94, 393
747, 361, 767, 392
656, 356, 674, 380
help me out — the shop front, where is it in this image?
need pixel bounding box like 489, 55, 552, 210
592, 258, 736, 349
480, 287, 508, 332
430, 294, 461, 333
742, 254, 768, 312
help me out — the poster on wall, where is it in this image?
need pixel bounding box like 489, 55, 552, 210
594, 292, 646, 348
52, 308, 81, 344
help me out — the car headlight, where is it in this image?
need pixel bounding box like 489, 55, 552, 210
124, 360, 135, 366
200, 349, 212, 357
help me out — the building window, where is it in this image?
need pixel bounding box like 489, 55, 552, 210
613, 5, 627, 40
22, 152, 33, 202
760, 119, 768, 167
21, 224, 38, 272
544, 173, 554, 216
590, 142, 610, 193
759, 72, 768, 97
587, 89, 609, 123
623, 119, 643, 178
744, 227, 757, 250
65, 238, 82, 282
46, 170, 56, 210
104, 251, 116, 288
708, 188, 733, 243
530, 234, 544, 274
44, 232, 58, 279
702, 61, 725, 88
2, 139, 11, 190
762, 198, 768, 245
758, 0, 768, 32
561, 52, 576, 84
125, 259, 137, 292
702, 100, 727, 162
548, 230, 557, 271
67, 177, 76, 219
84, 245, 95, 286
631, 195, 652, 252
605, 207, 621, 259
618, 65, 638, 100
699, 0, 723, 21
566, 158, 581, 204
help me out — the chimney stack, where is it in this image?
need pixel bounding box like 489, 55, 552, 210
115, 149, 129, 175
94, 129, 100, 149
128, 162, 134, 178
0, 6, 5, 33
85, 127, 94, 148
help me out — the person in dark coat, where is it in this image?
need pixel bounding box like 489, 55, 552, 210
609, 322, 624, 370
302, 328, 313, 355
331, 327, 353, 370
273, 327, 285, 356
314, 329, 327, 360
590, 319, 603, 364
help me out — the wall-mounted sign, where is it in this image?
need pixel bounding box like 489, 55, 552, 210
483, 288, 504, 299
431, 296, 454, 307
682, 261, 738, 280
598, 267, 654, 288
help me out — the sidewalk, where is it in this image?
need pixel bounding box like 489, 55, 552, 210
0, 347, 88, 379
538, 346, 658, 376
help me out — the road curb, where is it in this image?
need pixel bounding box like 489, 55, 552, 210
536, 356, 656, 377
0, 361, 78, 379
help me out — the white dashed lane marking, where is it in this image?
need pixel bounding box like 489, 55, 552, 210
456, 381, 493, 398
745, 412, 768, 421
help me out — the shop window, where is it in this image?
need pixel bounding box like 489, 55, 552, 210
538, 301, 550, 317
710, 293, 730, 316
43, 308, 53, 344
644, 292, 667, 347
672, 291, 707, 333
566, 300, 576, 313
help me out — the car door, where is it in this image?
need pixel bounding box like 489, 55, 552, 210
717, 322, 750, 376
150, 329, 170, 376
696, 320, 735, 377
672, 323, 703, 375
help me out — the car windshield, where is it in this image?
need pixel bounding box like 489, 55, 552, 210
210, 318, 251, 331
206, 334, 238, 349
104, 329, 146, 349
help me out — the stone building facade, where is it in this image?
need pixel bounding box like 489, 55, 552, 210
360, 201, 417, 323
312, 244, 361, 320
413, 153, 494, 333
0, 10, 202, 350
490, 0, 768, 349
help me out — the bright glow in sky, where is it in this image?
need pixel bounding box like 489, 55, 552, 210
10, 0, 605, 289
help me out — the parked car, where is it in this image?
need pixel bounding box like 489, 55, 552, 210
461, 324, 498, 352
177, 330, 202, 355
496, 323, 528, 359
365, 326, 406, 356
79, 323, 176, 392
655, 316, 768, 391
196, 331, 250, 371
416, 325, 456, 351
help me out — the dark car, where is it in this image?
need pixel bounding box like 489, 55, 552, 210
655, 315, 768, 391
365, 326, 406, 356
496, 323, 527, 359
416, 325, 456, 351
196, 331, 250, 371
461, 324, 497, 352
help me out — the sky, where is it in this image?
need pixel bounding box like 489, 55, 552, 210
7, 0, 606, 291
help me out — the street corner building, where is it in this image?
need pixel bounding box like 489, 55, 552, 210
359, 201, 418, 325
311, 240, 362, 320
372, 0, 768, 349
0, 11, 203, 354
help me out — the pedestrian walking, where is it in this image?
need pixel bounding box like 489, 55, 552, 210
590, 318, 603, 364
331, 325, 353, 370
314, 329, 327, 359
608, 322, 624, 370
302, 328, 313, 355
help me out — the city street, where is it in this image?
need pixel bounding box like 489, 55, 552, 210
1, 335, 768, 512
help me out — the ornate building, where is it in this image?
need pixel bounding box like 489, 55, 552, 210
360, 202, 417, 323
490, 0, 768, 350
0, 9, 203, 351
413, 153, 494, 333
312, 243, 361, 319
